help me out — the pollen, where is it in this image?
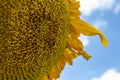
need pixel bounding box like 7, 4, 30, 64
0, 0, 108, 80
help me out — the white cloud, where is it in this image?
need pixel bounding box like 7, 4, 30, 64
78, 34, 89, 46
114, 4, 120, 14
93, 20, 107, 29
91, 69, 120, 80
78, 0, 115, 15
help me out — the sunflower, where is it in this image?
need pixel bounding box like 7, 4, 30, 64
0, 0, 108, 80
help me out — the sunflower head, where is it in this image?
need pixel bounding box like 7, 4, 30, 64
0, 0, 70, 79
0, 0, 108, 80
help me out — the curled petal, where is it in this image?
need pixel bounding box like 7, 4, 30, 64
78, 50, 92, 60
71, 18, 108, 47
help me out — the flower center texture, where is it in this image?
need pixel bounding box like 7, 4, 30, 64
0, 0, 70, 80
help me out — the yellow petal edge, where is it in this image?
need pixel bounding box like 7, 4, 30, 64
41, 0, 108, 80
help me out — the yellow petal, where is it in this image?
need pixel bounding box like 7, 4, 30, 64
71, 18, 108, 47
68, 48, 79, 58
70, 25, 81, 38
67, 36, 83, 51
63, 54, 73, 65
48, 65, 59, 79
70, 10, 80, 16
41, 56, 65, 80
69, 0, 81, 17
78, 50, 92, 60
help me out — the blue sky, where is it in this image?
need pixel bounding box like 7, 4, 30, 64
60, 0, 120, 80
